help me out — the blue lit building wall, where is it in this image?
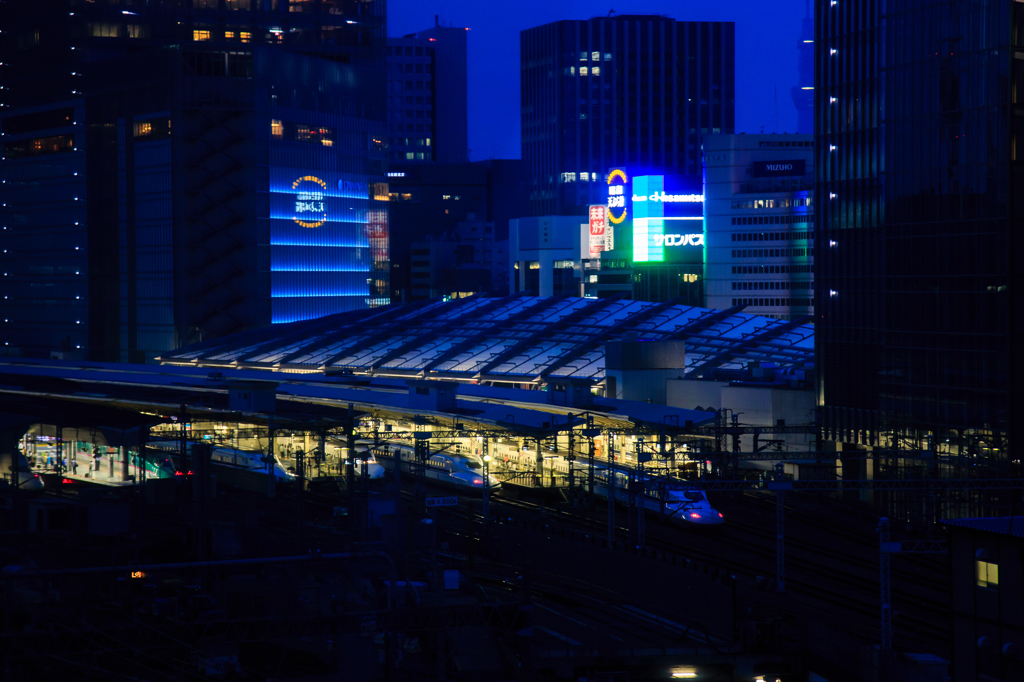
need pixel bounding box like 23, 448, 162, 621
261, 49, 389, 325
0, 102, 88, 357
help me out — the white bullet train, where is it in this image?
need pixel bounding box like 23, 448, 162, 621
147, 441, 296, 482
340, 438, 386, 479
589, 465, 723, 527
364, 440, 501, 491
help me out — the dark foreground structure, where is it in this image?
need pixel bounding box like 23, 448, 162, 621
814, 0, 1024, 519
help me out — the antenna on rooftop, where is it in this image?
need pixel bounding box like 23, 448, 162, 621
607, 8, 616, 17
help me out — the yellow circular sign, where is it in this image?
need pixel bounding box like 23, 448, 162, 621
607, 169, 628, 224
292, 175, 328, 228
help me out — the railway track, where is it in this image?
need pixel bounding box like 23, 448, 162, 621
477, 491, 950, 655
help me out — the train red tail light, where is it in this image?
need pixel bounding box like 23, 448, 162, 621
473, 479, 483, 485
689, 512, 700, 519
718, 512, 724, 518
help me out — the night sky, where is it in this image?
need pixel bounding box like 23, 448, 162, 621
388, 0, 812, 162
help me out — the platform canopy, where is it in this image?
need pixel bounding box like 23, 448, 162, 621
159, 294, 814, 386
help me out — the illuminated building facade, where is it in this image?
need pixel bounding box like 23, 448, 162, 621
816, 0, 1023, 495
0, 0, 388, 363
387, 20, 469, 164
520, 15, 735, 217
585, 168, 704, 305
703, 134, 814, 320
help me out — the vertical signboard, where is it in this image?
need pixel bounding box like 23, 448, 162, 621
588, 205, 607, 256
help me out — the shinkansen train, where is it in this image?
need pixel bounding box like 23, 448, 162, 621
339, 438, 385, 479
591, 466, 723, 527
367, 441, 501, 491
147, 441, 296, 482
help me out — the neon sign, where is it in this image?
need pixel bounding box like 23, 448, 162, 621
292, 175, 328, 228
632, 192, 703, 203
606, 169, 629, 224
653, 234, 704, 247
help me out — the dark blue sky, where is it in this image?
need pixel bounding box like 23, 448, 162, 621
389, 0, 811, 162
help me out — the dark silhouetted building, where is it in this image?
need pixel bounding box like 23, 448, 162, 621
815, 0, 1022, 510
0, 0, 389, 363
387, 20, 469, 164
388, 160, 526, 302
520, 15, 735, 217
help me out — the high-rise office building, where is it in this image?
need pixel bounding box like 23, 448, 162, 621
816, 0, 1023, 497
0, 0, 388, 363
386, 20, 469, 164
791, 1, 814, 134
704, 134, 815, 319
520, 15, 735, 217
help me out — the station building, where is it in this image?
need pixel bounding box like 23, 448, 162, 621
703, 134, 815, 320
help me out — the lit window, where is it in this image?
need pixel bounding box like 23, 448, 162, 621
240, 31, 251, 42
579, 52, 587, 60
580, 172, 590, 181
405, 152, 414, 159
977, 561, 999, 588
560, 172, 576, 183
127, 24, 150, 39
442, 194, 451, 200
592, 66, 600, 76
604, 53, 612, 60
194, 30, 211, 41
320, 138, 333, 147
580, 66, 588, 76
425, 138, 431, 146
271, 119, 283, 138
133, 121, 152, 137
225, 31, 235, 39
591, 51, 600, 60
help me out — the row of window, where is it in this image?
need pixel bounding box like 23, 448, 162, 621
387, 45, 428, 57
730, 231, 814, 242
730, 215, 814, 226
731, 197, 812, 209
732, 281, 813, 291
559, 172, 602, 183
732, 265, 814, 274
732, 248, 810, 258
3, 134, 75, 159
389, 63, 429, 74
390, 110, 431, 120
193, 0, 253, 9
566, 66, 603, 76
271, 120, 333, 146
193, 28, 253, 41
133, 118, 172, 140
758, 140, 813, 148
733, 297, 813, 307
390, 137, 431, 147
88, 23, 151, 39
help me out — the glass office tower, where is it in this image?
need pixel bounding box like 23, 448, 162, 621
816, 0, 1024, 514
520, 15, 735, 217
0, 0, 388, 362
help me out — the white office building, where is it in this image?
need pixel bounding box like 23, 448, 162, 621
703, 134, 815, 320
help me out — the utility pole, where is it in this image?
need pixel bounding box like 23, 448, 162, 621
773, 461, 787, 592
878, 517, 892, 651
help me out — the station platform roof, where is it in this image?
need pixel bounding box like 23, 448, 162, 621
0, 358, 717, 437
158, 294, 814, 386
